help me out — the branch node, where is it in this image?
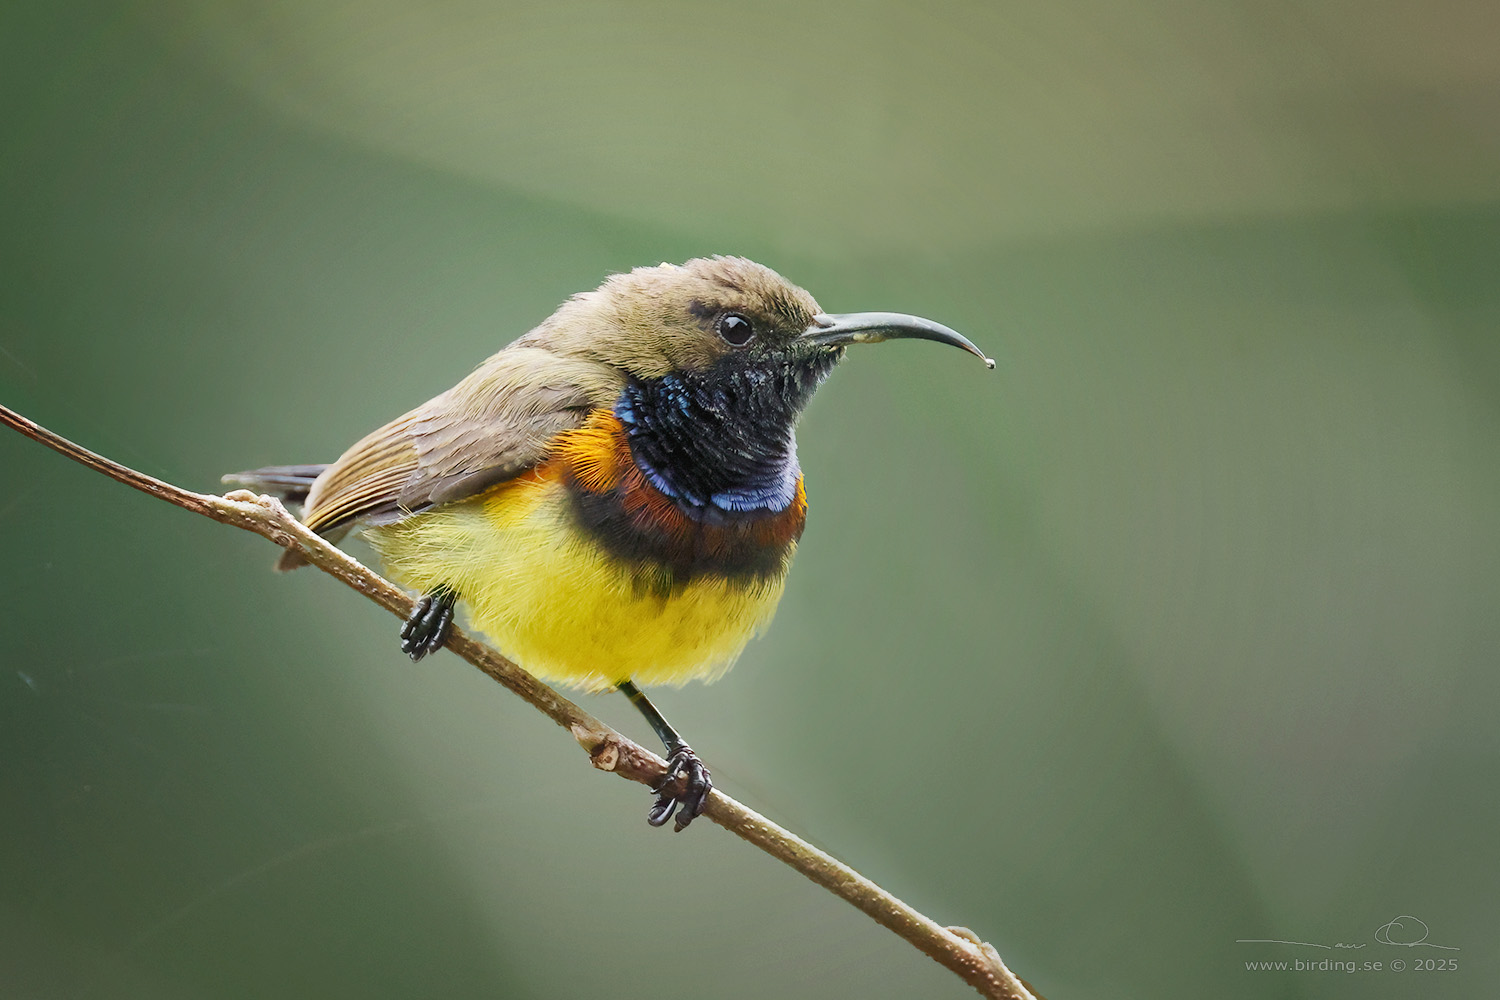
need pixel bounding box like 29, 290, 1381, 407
949, 926, 1034, 999
947, 925, 983, 946
572, 725, 620, 770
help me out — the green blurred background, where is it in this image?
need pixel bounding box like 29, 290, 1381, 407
3, 2, 1497, 998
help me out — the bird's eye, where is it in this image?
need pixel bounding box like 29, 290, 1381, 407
716, 313, 755, 346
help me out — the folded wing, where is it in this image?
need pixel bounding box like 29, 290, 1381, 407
302, 347, 623, 535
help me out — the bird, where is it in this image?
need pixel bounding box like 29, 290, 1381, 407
226, 256, 991, 831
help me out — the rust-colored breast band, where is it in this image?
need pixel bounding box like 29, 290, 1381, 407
545, 409, 805, 585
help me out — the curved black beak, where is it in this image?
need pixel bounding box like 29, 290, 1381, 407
803, 312, 994, 368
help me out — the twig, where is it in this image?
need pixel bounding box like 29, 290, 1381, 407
1, 402, 1039, 1000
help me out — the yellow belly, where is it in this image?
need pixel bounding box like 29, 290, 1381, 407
364, 474, 790, 691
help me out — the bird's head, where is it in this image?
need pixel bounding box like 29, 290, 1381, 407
525, 255, 992, 380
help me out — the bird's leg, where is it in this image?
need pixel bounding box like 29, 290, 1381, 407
617, 680, 712, 832
400, 586, 456, 661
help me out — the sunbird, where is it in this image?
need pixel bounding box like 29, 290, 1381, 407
228, 257, 991, 830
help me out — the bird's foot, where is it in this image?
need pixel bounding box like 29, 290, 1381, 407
400, 588, 455, 661
647, 744, 712, 832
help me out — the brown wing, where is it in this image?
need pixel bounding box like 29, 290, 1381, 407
302, 347, 623, 535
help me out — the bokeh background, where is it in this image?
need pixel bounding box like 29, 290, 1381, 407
3, 3, 1497, 998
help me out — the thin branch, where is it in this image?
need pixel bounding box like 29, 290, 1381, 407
1, 402, 1039, 1000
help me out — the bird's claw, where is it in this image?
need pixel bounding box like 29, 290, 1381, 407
400, 589, 455, 661
647, 745, 711, 832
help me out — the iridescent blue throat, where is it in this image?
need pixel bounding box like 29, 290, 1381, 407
613, 351, 838, 521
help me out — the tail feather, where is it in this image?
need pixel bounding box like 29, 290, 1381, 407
221, 464, 329, 506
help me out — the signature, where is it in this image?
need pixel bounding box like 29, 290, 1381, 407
1373, 915, 1459, 950
1237, 915, 1459, 952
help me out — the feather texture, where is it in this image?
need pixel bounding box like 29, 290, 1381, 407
301, 348, 622, 534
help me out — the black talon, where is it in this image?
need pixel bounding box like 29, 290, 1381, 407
400, 587, 456, 661
618, 680, 713, 831
654, 745, 711, 832
647, 796, 678, 828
